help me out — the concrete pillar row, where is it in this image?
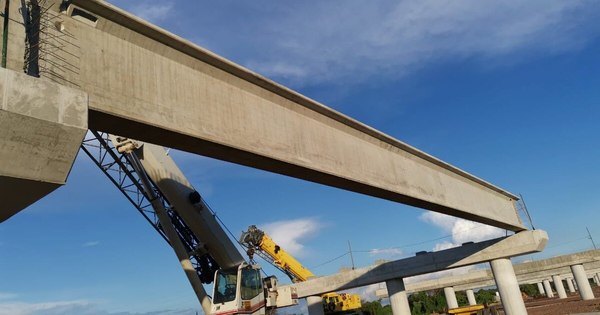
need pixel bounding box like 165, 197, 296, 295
443, 287, 459, 310
542, 279, 554, 298
571, 264, 595, 300
552, 275, 568, 299
386, 278, 411, 315
536, 282, 545, 296
306, 296, 325, 315
566, 277, 576, 293
489, 258, 528, 315
466, 289, 477, 306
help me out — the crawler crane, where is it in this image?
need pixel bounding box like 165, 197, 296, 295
240, 225, 363, 314
81, 132, 298, 315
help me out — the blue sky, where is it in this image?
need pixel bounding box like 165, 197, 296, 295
2, 1, 600, 314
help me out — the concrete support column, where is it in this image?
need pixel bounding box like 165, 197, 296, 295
552, 275, 567, 299
594, 275, 599, 285
307, 296, 325, 315
571, 264, 595, 300
444, 287, 459, 310
490, 258, 528, 315
572, 278, 578, 291
386, 278, 411, 315
466, 289, 477, 306
566, 278, 576, 293
543, 279, 554, 298
536, 282, 545, 296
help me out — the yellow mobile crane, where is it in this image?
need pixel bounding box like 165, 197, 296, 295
240, 225, 363, 314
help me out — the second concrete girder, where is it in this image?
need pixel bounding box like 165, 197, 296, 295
285, 230, 547, 298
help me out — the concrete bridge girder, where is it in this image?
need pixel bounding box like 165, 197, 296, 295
286, 230, 547, 298
297, 230, 547, 315
375, 249, 600, 306
0, 0, 526, 231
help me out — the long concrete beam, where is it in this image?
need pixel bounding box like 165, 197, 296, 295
454, 250, 600, 291
0, 0, 524, 230
375, 249, 600, 295
283, 230, 547, 298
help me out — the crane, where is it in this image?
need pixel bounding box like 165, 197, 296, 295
81, 131, 298, 315
240, 225, 363, 314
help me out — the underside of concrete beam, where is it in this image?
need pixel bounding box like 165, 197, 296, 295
0, 0, 526, 230
285, 230, 547, 298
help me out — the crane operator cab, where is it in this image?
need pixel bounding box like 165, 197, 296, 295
211, 263, 298, 315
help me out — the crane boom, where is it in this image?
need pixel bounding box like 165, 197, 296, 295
241, 225, 315, 282
81, 132, 298, 315
127, 137, 245, 269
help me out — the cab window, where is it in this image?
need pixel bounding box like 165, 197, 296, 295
214, 268, 238, 304
241, 267, 262, 300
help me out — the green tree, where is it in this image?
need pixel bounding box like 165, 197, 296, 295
520, 283, 538, 298
360, 299, 392, 315
455, 291, 467, 307
475, 289, 496, 305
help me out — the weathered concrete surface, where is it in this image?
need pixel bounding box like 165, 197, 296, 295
572, 264, 595, 300
0, 0, 525, 230
466, 289, 477, 306
444, 287, 459, 309
386, 278, 411, 315
284, 230, 547, 298
0, 67, 87, 222
552, 275, 568, 299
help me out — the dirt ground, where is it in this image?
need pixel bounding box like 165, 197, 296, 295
498, 286, 600, 315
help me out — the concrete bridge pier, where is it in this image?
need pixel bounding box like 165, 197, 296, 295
490, 258, 528, 315
536, 282, 545, 296
571, 264, 594, 300
444, 287, 459, 310
466, 289, 477, 306
307, 296, 325, 315
566, 277, 576, 293
552, 275, 567, 298
386, 278, 411, 315
542, 279, 554, 298
0, 68, 87, 222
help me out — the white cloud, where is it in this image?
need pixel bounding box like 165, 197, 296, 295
82, 241, 100, 247
131, 3, 174, 23
0, 300, 197, 315
432, 241, 458, 252
369, 248, 403, 258
239, 1, 600, 85
345, 283, 384, 302
260, 218, 322, 258
419, 211, 506, 251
